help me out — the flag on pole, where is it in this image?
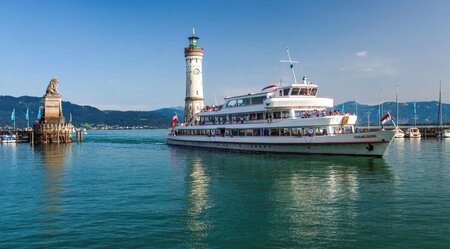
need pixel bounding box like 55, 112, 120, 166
25, 107, 29, 121
11, 108, 15, 121
380, 112, 392, 124
170, 113, 178, 127
37, 107, 42, 120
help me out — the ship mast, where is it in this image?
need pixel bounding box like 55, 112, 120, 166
438, 81, 443, 137
280, 47, 299, 84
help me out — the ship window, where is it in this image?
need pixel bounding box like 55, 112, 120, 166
239, 130, 245, 136
311, 88, 318, 96
280, 128, 290, 136
231, 129, 238, 136
283, 88, 290, 96
257, 112, 264, 120
245, 129, 253, 136
300, 88, 308, 95
343, 125, 353, 133
273, 112, 281, 119
227, 100, 237, 107
291, 88, 300, 95
270, 129, 279, 136
282, 111, 290, 118
251, 96, 265, 104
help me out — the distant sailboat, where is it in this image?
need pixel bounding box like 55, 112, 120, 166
408, 101, 421, 138
444, 129, 450, 138
394, 85, 405, 138
437, 81, 450, 138
0, 131, 16, 143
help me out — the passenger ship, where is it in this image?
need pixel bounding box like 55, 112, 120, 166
167, 33, 395, 156
167, 80, 395, 156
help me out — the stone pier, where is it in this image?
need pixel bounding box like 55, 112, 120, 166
33, 78, 74, 144
33, 123, 73, 143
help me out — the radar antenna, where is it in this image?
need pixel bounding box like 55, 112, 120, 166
280, 47, 299, 84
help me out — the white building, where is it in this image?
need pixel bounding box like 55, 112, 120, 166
184, 29, 205, 122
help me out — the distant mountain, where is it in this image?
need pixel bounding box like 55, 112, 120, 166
334, 101, 450, 125
1, 95, 448, 129
0, 96, 184, 129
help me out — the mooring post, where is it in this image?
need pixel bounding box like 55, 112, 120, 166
76, 129, 83, 142
30, 131, 34, 144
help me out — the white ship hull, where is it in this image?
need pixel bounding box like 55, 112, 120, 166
0, 135, 17, 143
394, 128, 405, 138
444, 129, 450, 138
167, 130, 395, 157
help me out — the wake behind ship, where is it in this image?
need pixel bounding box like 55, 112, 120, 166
167, 31, 396, 157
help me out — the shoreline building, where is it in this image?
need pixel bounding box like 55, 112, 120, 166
184, 28, 205, 123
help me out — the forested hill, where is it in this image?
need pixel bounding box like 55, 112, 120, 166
0, 95, 183, 128
335, 101, 450, 125
1, 95, 449, 129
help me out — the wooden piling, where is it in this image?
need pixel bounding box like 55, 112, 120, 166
76, 129, 83, 142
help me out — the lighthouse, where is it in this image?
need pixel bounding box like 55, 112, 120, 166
184, 28, 204, 123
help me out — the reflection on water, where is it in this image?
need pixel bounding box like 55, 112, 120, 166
34, 144, 72, 238
179, 148, 394, 247
184, 155, 211, 247
2, 130, 449, 248
1, 143, 17, 162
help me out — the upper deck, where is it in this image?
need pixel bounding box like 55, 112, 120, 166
197, 83, 333, 117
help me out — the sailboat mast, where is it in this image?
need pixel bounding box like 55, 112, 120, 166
439, 81, 443, 136
396, 85, 399, 125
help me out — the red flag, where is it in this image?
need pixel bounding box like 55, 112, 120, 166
170, 113, 178, 127
380, 113, 392, 124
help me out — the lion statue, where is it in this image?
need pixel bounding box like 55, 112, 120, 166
46, 78, 59, 95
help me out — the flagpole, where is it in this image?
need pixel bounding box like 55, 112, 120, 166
380, 89, 384, 119
378, 104, 381, 128
26, 107, 30, 129
391, 113, 398, 128
11, 108, 16, 130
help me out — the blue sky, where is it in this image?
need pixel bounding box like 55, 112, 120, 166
1, 0, 449, 110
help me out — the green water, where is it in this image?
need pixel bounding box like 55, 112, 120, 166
1, 130, 449, 248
